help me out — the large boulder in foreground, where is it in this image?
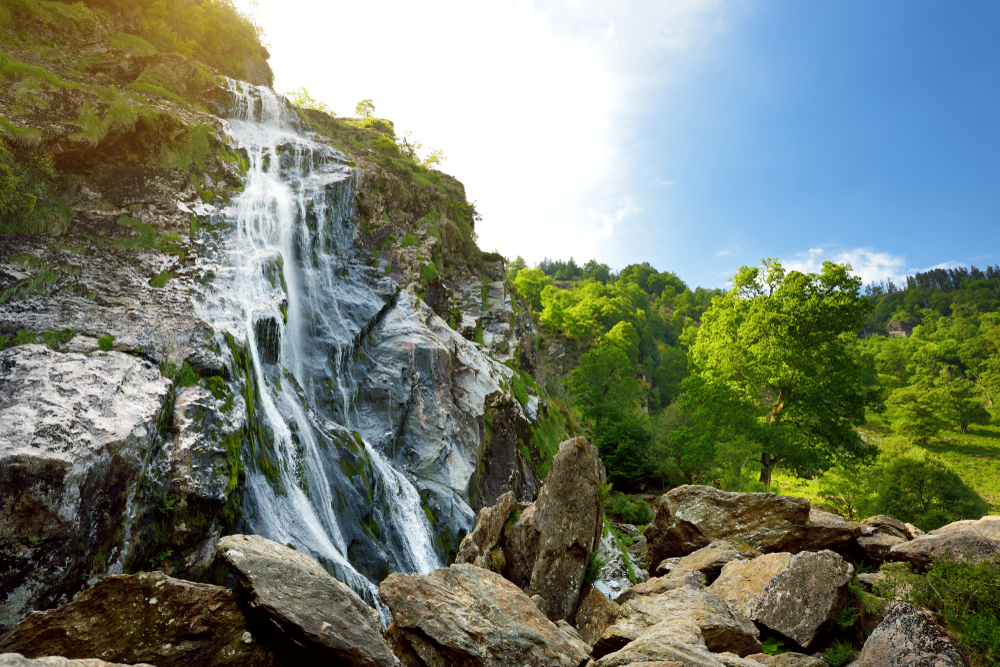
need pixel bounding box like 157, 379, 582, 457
379, 563, 589, 667
216, 535, 396, 667
0, 656, 153, 667
643, 486, 810, 567
0, 572, 281, 666
888, 516, 1000, 569
855, 602, 969, 666
455, 491, 517, 571
0, 345, 171, 633
708, 550, 853, 648
593, 618, 758, 667
593, 585, 761, 658
500, 437, 606, 621
574, 586, 620, 647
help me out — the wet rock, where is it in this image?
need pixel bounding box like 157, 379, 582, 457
855, 602, 969, 666
708, 550, 853, 648
0, 345, 171, 633
379, 563, 590, 667
575, 586, 620, 646
216, 535, 396, 667
857, 533, 905, 562
615, 569, 706, 606
644, 486, 810, 567
745, 653, 826, 667
500, 437, 606, 621
455, 491, 517, 571
888, 516, 1000, 569
861, 515, 908, 539
593, 618, 755, 667
593, 528, 642, 601
0, 655, 153, 667
0, 572, 281, 666
672, 541, 761, 584
594, 586, 761, 658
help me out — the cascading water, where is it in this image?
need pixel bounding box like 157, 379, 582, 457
198, 80, 442, 618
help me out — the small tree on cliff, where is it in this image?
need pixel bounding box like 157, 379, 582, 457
681, 259, 883, 487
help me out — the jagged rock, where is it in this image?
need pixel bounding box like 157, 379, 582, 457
655, 558, 682, 576
379, 563, 590, 667
888, 516, 1000, 568
499, 437, 606, 621
594, 586, 760, 658
861, 515, 908, 539
644, 486, 810, 566
216, 535, 396, 667
0, 345, 171, 633
575, 586, 620, 646
556, 620, 592, 656
857, 533, 906, 562
745, 653, 826, 667
0, 655, 154, 667
615, 569, 706, 606
855, 602, 969, 666
780, 510, 870, 555
593, 618, 758, 667
455, 491, 517, 571
903, 523, 924, 540
672, 541, 761, 583
0, 572, 281, 666
708, 550, 853, 648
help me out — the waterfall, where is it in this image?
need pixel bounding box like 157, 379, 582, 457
199, 79, 443, 620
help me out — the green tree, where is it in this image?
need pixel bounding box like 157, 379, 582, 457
512, 268, 552, 311
569, 324, 643, 421
818, 464, 874, 520
937, 367, 991, 434
683, 259, 883, 486
285, 87, 334, 115
423, 148, 446, 168
507, 256, 527, 283
887, 384, 949, 444
355, 98, 375, 118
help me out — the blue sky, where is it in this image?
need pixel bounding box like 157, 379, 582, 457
245, 0, 999, 289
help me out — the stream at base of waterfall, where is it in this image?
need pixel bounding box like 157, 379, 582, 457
194, 80, 442, 622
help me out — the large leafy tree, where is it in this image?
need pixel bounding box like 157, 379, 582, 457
683, 259, 883, 486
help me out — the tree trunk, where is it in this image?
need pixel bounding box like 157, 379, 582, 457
960, 423, 968, 434
759, 452, 778, 488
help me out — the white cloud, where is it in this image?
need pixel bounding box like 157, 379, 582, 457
784, 247, 910, 286
715, 249, 731, 257
238, 0, 733, 266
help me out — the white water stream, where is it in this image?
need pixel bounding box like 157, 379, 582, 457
201, 80, 441, 618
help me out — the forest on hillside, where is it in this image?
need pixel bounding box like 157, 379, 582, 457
511, 256, 1000, 533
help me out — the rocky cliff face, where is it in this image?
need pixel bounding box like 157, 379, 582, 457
0, 1, 567, 630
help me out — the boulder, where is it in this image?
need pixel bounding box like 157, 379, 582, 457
857, 572, 885, 592
575, 586, 620, 646
0, 655, 153, 667
708, 550, 853, 648
455, 491, 517, 571
855, 602, 969, 666
0, 346, 171, 633
379, 563, 590, 667
644, 486, 810, 566
499, 437, 606, 621
593, 618, 758, 667
861, 515, 908, 539
857, 533, 905, 562
615, 569, 706, 606
216, 535, 396, 667
654, 558, 682, 576
888, 516, 1000, 569
745, 654, 826, 667
0, 572, 281, 666
903, 523, 924, 540
672, 541, 760, 583
594, 586, 760, 658
779, 510, 869, 555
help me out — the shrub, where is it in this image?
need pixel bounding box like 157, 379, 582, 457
584, 550, 607, 584
97, 334, 114, 351
176, 361, 199, 388
605, 493, 653, 525
824, 639, 856, 666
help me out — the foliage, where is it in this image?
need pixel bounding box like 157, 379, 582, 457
584, 549, 607, 584
512, 268, 551, 311
97, 334, 114, 351
817, 464, 872, 520
823, 640, 856, 666
285, 86, 334, 115
355, 98, 375, 118
605, 493, 653, 524
0, 136, 69, 235
423, 147, 446, 168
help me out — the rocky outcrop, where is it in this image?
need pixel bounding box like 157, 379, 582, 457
855, 602, 969, 666
574, 586, 620, 647
708, 550, 853, 648
0, 572, 280, 666
614, 569, 706, 606
455, 491, 516, 571
216, 535, 396, 667
888, 516, 1000, 568
593, 618, 756, 667
379, 563, 590, 667
499, 438, 606, 621
861, 515, 909, 539
671, 541, 760, 583
594, 586, 760, 658
0, 345, 171, 633
0, 656, 154, 667
644, 486, 811, 567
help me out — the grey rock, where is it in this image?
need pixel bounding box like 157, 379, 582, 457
889, 516, 1000, 569
780, 510, 869, 555
456, 491, 517, 571
0, 655, 154, 667
861, 515, 909, 539
857, 572, 885, 591
855, 602, 969, 666
615, 569, 706, 606
857, 533, 906, 562
672, 540, 761, 583
0, 345, 171, 633
593, 618, 747, 667
708, 550, 853, 648
575, 585, 620, 646
216, 534, 397, 667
